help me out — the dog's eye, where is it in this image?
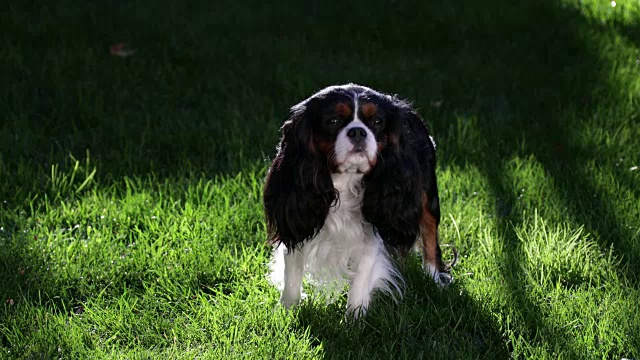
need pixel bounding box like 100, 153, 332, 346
327, 118, 341, 127
372, 117, 384, 126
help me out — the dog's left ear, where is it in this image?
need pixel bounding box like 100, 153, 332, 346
362, 106, 435, 252
263, 100, 337, 251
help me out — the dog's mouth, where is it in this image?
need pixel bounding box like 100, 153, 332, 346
336, 151, 375, 173
350, 141, 365, 150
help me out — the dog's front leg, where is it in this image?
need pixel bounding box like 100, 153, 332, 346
279, 246, 305, 308
347, 228, 398, 318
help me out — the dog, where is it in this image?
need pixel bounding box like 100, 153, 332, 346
264, 84, 455, 317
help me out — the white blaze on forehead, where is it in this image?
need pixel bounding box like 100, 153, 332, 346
334, 94, 378, 173
353, 96, 360, 122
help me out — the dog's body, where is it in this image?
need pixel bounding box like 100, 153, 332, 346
264, 84, 452, 317
270, 172, 401, 312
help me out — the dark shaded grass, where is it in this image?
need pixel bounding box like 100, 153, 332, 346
295, 262, 510, 359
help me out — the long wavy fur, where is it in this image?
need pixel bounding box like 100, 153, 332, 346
263, 101, 337, 251
362, 104, 439, 252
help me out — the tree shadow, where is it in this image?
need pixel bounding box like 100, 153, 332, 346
403, 0, 640, 355
422, 0, 640, 280
294, 261, 509, 359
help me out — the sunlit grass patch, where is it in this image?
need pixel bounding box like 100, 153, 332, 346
518, 213, 619, 290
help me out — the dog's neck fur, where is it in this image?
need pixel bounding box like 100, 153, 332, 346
324, 173, 365, 238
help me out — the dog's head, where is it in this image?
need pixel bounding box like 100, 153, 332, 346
303, 85, 402, 174
264, 84, 434, 250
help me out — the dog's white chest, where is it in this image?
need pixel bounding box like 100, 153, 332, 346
269, 172, 401, 317
323, 173, 366, 240
299, 173, 371, 283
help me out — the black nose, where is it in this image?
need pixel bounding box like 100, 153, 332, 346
347, 127, 367, 141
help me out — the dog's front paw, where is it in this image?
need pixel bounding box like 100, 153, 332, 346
280, 290, 304, 309
424, 263, 453, 287
435, 271, 454, 286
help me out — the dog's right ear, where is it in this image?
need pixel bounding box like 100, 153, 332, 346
263, 101, 336, 251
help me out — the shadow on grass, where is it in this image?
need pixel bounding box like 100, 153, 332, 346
413, 0, 640, 355
294, 262, 509, 359
427, 0, 640, 281
428, 0, 639, 354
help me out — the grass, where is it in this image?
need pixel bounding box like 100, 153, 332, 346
1, 0, 640, 358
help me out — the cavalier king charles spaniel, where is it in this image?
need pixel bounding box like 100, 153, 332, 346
264, 84, 455, 318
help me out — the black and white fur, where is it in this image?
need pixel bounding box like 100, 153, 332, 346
264, 84, 453, 318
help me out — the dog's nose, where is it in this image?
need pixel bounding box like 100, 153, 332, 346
347, 127, 367, 141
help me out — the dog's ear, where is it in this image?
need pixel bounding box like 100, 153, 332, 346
362, 106, 435, 252
362, 147, 423, 252
263, 101, 336, 251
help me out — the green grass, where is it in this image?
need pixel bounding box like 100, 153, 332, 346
1, 0, 640, 358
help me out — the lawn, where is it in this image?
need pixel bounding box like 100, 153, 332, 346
1, 0, 640, 358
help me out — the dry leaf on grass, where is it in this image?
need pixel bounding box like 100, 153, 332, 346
110, 42, 137, 57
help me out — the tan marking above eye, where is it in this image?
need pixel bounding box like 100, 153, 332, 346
361, 103, 377, 118
335, 102, 352, 117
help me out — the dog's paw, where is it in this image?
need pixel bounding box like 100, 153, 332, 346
279, 297, 298, 309
280, 290, 306, 309
279, 289, 307, 309
424, 263, 454, 287
435, 271, 454, 286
